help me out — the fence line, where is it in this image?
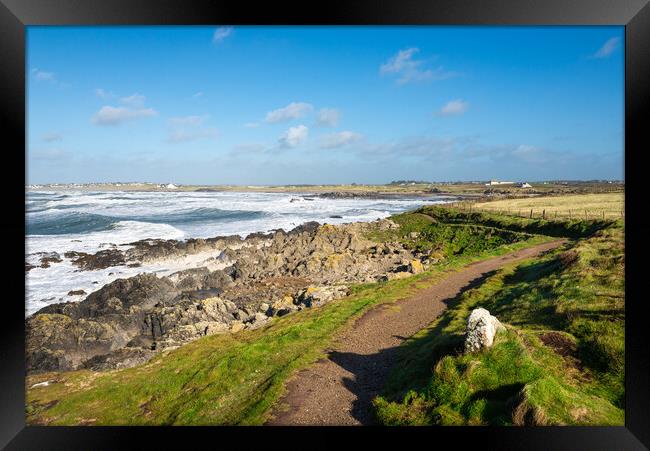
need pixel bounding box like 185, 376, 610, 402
440, 201, 624, 220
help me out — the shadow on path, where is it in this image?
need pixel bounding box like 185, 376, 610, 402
326, 270, 497, 425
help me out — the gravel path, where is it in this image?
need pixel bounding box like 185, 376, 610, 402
266, 240, 566, 425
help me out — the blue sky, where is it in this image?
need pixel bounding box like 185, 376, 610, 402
27, 26, 624, 184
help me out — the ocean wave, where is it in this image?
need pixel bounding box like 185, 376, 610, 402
27, 212, 119, 235
26, 220, 186, 258
26, 208, 267, 236
129, 208, 266, 225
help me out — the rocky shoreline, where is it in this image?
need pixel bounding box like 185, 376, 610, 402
27, 218, 433, 374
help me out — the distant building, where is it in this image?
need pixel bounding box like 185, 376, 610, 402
485, 180, 532, 188
166, 183, 178, 189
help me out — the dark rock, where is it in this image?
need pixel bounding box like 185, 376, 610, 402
245, 231, 272, 240
234, 309, 252, 322
67, 290, 86, 296
81, 348, 157, 371
202, 269, 235, 290
288, 221, 320, 235
38, 252, 62, 268
77, 273, 179, 316
64, 249, 126, 271
169, 267, 210, 291
318, 192, 374, 199
26, 313, 120, 372
317, 191, 407, 200
28, 273, 181, 373
180, 288, 223, 301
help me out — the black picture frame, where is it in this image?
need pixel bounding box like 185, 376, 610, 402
2, 0, 648, 448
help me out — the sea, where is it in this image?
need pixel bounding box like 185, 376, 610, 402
25, 190, 453, 315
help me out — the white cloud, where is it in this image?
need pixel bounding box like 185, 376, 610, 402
592, 37, 620, 58
319, 131, 363, 149
31, 68, 55, 82
41, 132, 63, 142
95, 88, 114, 99
279, 125, 308, 148
380, 48, 420, 74
316, 108, 341, 127
192, 91, 204, 99
120, 93, 146, 108
92, 93, 157, 126
438, 99, 469, 116
244, 122, 260, 128
213, 27, 233, 44
92, 106, 158, 126
166, 115, 217, 143
380, 48, 459, 85
264, 102, 314, 124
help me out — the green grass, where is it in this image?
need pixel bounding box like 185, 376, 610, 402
26, 221, 549, 426
416, 205, 618, 238
364, 210, 534, 257
373, 223, 624, 426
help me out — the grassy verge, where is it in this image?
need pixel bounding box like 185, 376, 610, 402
373, 223, 624, 426
26, 218, 550, 425
416, 205, 618, 238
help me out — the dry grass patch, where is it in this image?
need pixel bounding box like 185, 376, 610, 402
472, 193, 624, 219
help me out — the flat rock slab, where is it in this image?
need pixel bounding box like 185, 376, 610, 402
266, 239, 566, 426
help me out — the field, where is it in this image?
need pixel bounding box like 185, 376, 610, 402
465, 193, 624, 220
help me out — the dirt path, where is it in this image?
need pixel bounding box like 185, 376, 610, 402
266, 240, 566, 425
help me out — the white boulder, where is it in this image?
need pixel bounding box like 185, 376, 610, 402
464, 308, 505, 353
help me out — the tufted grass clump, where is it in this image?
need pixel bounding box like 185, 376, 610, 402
374, 222, 624, 425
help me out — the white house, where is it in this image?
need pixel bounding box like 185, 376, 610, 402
166, 183, 178, 189
485, 180, 515, 186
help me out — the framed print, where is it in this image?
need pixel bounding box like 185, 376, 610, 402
1, 0, 649, 449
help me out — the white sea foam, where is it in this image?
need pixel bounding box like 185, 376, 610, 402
25, 246, 231, 316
